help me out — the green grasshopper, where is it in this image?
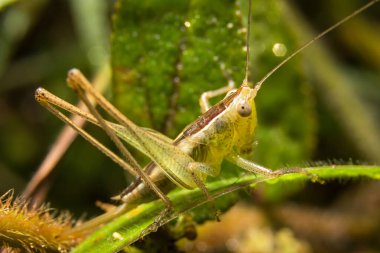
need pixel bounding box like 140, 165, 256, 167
34, 0, 378, 235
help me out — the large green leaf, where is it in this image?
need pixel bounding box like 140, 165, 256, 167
112, 0, 245, 134
111, 0, 316, 165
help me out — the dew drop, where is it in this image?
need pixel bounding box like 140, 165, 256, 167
112, 231, 124, 241
184, 21, 191, 28
272, 43, 287, 57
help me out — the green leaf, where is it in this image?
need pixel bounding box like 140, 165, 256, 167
110, 0, 318, 208
112, 0, 246, 135
71, 165, 380, 253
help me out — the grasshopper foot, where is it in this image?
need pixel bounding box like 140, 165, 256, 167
275, 167, 325, 184
139, 207, 173, 240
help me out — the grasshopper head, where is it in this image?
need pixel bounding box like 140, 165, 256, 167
228, 83, 258, 154
233, 83, 257, 118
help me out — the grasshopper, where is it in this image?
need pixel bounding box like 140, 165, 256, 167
35, 0, 378, 235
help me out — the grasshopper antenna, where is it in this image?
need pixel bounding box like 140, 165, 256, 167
243, 0, 252, 86
253, 0, 379, 94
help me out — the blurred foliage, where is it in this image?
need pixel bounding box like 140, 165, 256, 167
0, 0, 379, 252
0, 0, 18, 11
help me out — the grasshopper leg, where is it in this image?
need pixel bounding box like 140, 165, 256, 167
199, 80, 235, 113
188, 163, 220, 221
199, 62, 236, 113
229, 155, 305, 176
229, 155, 321, 182
37, 69, 173, 211
67, 69, 173, 210
35, 89, 138, 178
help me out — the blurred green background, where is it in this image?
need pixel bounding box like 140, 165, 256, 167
0, 0, 379, 252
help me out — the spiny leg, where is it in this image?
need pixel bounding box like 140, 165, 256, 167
67, 74, 142, 174
67, 70, 183, 240
36, 77, 172, 211
229, 154, 320, 182
67, 69, 175, 165
228, 155, 288, 177
35, 91, 139, 178
66, 69, 173, 210
35, 88, 100, 126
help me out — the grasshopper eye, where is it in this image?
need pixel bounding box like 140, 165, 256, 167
237, 100, 251, 117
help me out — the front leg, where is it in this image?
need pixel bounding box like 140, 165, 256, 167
199, 80, 235, 113
199, 62, 237, 113
228, 154, 304, 177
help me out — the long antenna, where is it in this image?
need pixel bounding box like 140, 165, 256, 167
253, 0, 379, 93
243, 0, 252, 86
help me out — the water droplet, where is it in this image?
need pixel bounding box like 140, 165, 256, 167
112, 231, 124, 241
184, 21, 191, 28
272, 43, 287, 57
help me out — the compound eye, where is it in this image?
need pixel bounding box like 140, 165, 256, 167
237, 100, 252, 117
